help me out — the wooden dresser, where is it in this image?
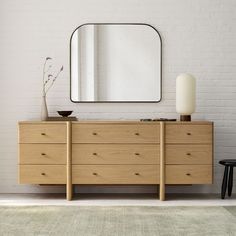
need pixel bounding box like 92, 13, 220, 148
18, 121, 213, 200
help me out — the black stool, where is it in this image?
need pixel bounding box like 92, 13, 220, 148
219, 159, 236, 199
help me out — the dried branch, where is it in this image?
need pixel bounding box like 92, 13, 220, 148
44, 74, 53, 86
42, 57, 52, 94
45, 65, 63, 94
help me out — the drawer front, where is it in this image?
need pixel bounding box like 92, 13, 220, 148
19, 165, 66, 184
166, 145, 212, 164
19, 144, 67, 164
72, 144, 159, 164
165, 124, 213, 144
72, 165, 159, 184
19, 123, 67, 143
72, 124, 159, 143
166, 165, 212, 184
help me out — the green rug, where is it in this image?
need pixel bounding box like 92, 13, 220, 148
0, 206, 236, 236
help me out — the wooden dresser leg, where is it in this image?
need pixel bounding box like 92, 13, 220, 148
67, 183, 72, 201
160, 122, 165, 201
66, 122, 72, 201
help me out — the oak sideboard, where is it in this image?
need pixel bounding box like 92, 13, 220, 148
18, 120, 213, 200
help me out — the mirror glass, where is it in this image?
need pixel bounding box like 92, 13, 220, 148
70, 24, 161, 102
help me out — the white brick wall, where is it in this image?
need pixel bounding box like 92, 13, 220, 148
0, 0, 235, 194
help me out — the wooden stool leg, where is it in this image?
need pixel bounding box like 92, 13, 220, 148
221, 166, 229, 199
228, 166, 234, 197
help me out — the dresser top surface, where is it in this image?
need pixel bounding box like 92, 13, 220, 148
19, 120, 213, 125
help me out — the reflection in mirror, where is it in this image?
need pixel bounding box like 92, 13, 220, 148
70, 24, 161, 102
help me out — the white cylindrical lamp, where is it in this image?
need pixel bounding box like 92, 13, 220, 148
176, 73, 196, 121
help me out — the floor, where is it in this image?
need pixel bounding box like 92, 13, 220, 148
0, 193, 236, 206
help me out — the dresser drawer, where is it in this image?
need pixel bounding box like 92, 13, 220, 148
166, 165, 212, 184
166, 145, 212, 164
19, 165, 66, 184
72, 165, 159, 184
72, 144, 159, 164
72, 124, 159, 143
19, 123, 67, 143
19, 144, 67, 164
165, 124, 213, 144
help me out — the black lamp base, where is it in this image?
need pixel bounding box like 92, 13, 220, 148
180, 115, 191, 121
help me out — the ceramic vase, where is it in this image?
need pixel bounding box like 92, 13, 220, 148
41, 95, 48, 121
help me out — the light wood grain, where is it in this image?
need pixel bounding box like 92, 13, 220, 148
19, 123, 67, 143
159, 122, 165, 201
19, 144, 66, 164
19, 165, 66, 184
19, 121, 213, 124
165, 124, 213, 144
19, 121, 70, 124
166, 165, 212, 184
72, 124, 159, 143
18, 120, 214, 201
166, 144, 212, 164
66, 122, 72, 201
72, 165, 159, 184
164, 121, 213, 125
72, 144, 159, 164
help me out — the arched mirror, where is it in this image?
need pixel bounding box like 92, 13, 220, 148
70, 23, 162, 102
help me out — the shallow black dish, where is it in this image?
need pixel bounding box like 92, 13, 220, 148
57, 111, 73, 117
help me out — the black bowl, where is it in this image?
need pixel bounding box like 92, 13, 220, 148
57, 111, 73, 117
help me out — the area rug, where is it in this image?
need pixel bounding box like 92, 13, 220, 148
1, 206, 236, 236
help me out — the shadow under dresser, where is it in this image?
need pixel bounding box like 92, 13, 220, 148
18, 120, 213, 200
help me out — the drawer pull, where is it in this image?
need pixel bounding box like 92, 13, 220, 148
186, 153, 191, 156
186, 173, 191, 176
92, 132, 97, 135
135, 132, 140, 136
41, 153, 46, 156
41, 133, 46, 136
135, 173, 140, 175
92, 153, 97, 156
41, 173, 46, 176
93, 172, 98, 176
135, 153, 140, 156
187, 132, 191, 136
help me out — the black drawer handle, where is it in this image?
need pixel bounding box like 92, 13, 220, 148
41, 133, 46, 136
135, 153, 140, 156
186, 153, 191, 156
41, 173, 46, 176
92, 132, 97, 135
135, 173, 140, 176
187, 132, 191, 136
186, 173, 191, 176
93, 153, 97, 156
93, 173, 98, 176
41, 153, 46, 156
135, 133, 140, 136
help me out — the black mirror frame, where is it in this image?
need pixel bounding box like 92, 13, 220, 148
69, 23, 162, 103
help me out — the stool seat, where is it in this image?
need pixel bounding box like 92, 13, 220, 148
219, 159, 236, 166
